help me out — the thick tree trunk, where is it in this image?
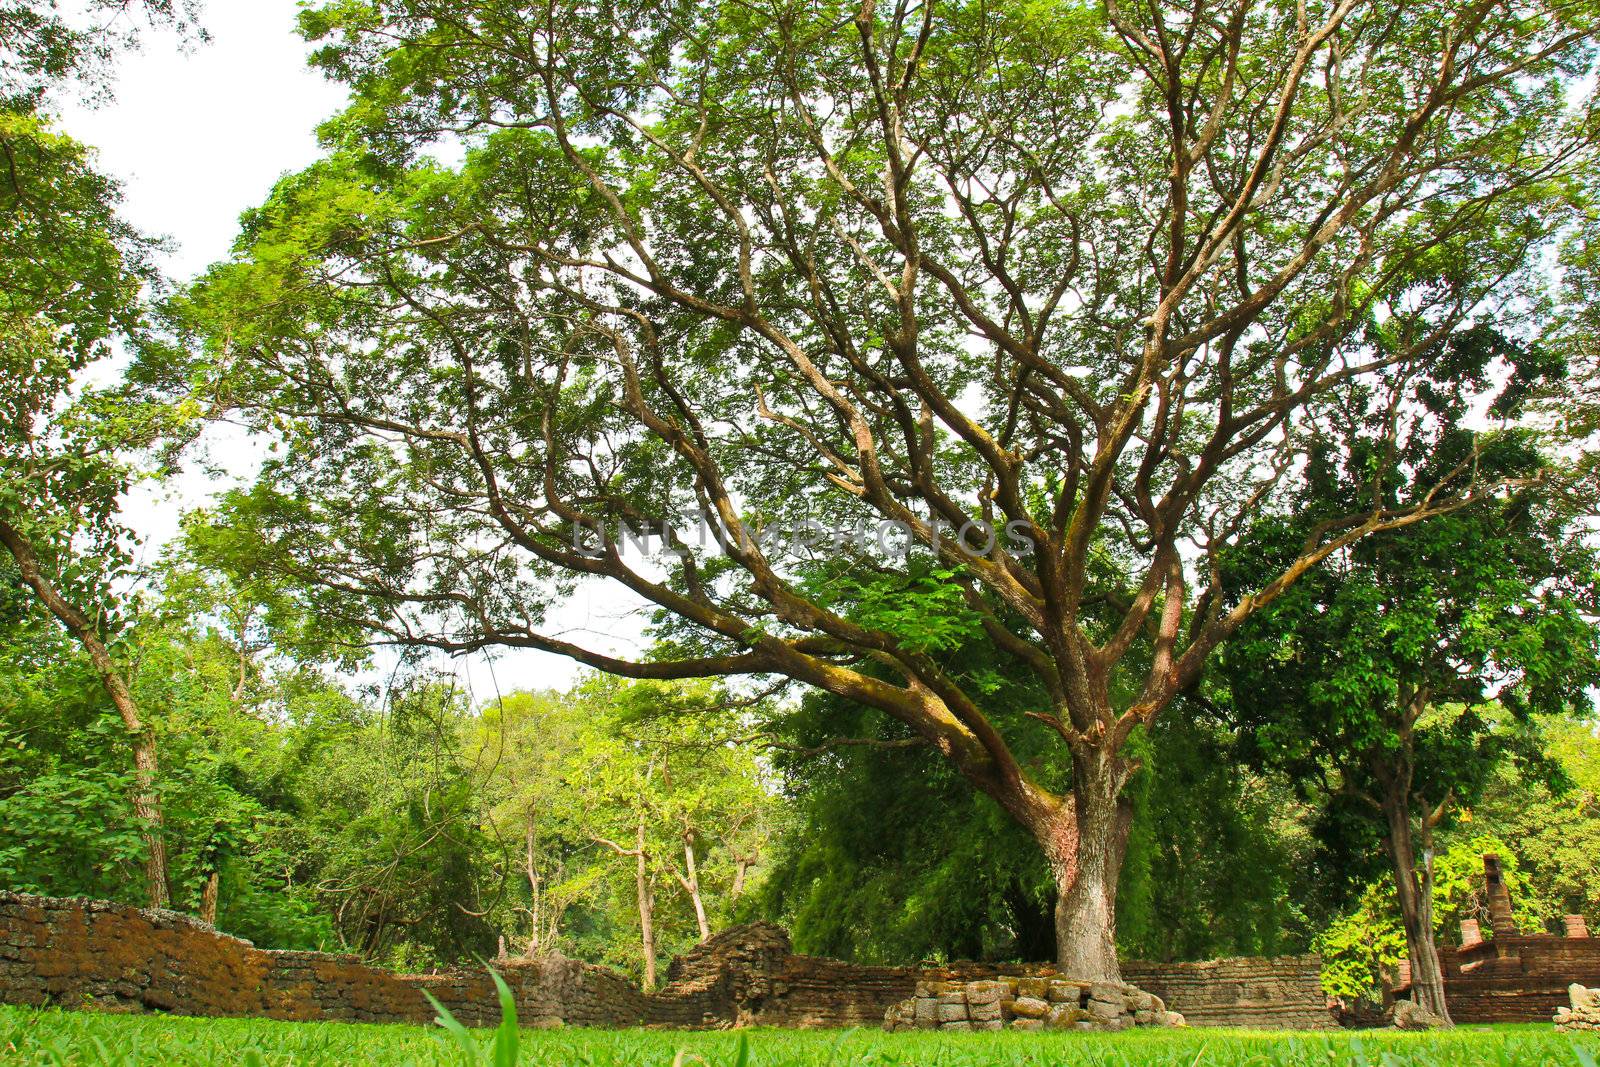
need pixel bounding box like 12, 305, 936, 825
634, 818, 657, 992
1049, 749, 1131, 981
0, 518, 170, 909
1381, 790, 1453, 1024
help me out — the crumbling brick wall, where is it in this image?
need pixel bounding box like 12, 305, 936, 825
1121, 956, 1334, 1029
0, 893, 693, 1027
0, 892, 1334, 1029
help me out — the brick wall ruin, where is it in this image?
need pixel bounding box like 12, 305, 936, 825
0, 892, 1334, 1030
0, 894, 683, 1028
1121, 956, 1334, 1029
1390, 855, 1600, 1024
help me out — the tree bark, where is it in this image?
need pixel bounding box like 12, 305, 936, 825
1381, 788, 1454, 1024
676, 829, 712, 942
634, 817, 657, 992
0, 518, 170, 909
200, 869, 220, 926
524, 805, 543, 956
1042, 748, 1132, 981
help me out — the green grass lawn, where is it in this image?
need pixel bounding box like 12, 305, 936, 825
1, 1006, 1596, 1067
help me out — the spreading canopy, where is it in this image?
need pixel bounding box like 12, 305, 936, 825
178, 0, 1600, 974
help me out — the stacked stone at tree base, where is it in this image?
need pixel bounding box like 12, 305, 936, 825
1554, 984, 1600, 1032
883, 976, 1185, 1032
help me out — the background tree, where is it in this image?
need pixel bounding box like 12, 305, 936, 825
0, 108, 172, 906
1217, 335, 1600, 1020
0, 552, 345, 946
177, 0, 1600, 977
1, 0, 207, 911
0, 575, 151, 901
283, 677, 501, 964
471, 688, 593, 959
559, 677, 779, 988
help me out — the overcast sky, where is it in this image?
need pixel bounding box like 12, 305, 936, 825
57, 1, 632, 695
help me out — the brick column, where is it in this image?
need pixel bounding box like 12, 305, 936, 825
1565, 915, 1590, 939
1483, 854, 1518, 939
1459, 919, 1482, 947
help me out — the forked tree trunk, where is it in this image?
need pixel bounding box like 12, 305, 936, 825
1382, 790, 1453, 1024
676, 829, 712, 942
0, 519, 170, 909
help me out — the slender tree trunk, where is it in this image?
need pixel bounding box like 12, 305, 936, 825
634, 817, 657, 992
0, 518, 170, 908
1044, 747, 1132, 981
200, 869, 220, 926
524, 805, 543, 956
678, 830, 712, 942
1381, 788, 1453, 1024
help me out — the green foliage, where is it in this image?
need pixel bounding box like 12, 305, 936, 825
798, 560, 984, 656
0, 589, 147, 899
1115, 714, 1321, 963
284, 678, 499, 965
485, 676, 782, 979
0, 106, 165, 620
0, 108, 151, 359
758, 673, 1320, 964
753, 644, 1061, 964
0, 549, 778, 971
0, 762, 147, 897
0, 0, 203, 106
1471, 719, 1600, 924
1314, 884, 1410, 1003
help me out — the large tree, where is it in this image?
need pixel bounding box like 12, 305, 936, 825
180, 0, 1600, 977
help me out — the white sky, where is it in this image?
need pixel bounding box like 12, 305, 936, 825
60, 2, 343, 282
57, 0, 640, 696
